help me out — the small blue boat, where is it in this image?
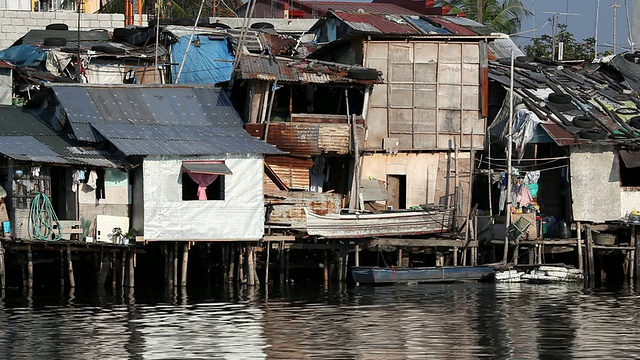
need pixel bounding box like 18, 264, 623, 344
351, 266, 497, 284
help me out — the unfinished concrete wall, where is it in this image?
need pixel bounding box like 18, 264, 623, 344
0, 11, 130, 50
570, 146, 620, 222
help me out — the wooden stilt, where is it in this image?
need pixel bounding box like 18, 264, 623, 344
472, 246, 478, 266
111, 253, 117, 288
279, 242, 285, 283
338, 252, 344, 282
97, 250, 110, 288
27, 244, 33, 289
173, 242, 178, 287
453, 246, 458, 266
635, 225, 640, 285
67, 246, 75, 288
21, 259, 27, 290
354, 245, 360, 286
528, 246, 535, 265
221, 244, 227, 283
247, 245, 255, 286
285, 247, 290, 283
181, 243, 189, 287
163, 243, 169, 286
228, 244, 236, 283
121, 250, 126, 288
630, 250, 635, 283
128, 249, 135, 288
238, 244, 245, 284
585, 225, 595, 287
253, 247, 260, 286
344, 253, 349, 282
577, 222, 583, 272
512, 243, 519, 265
397, 248, 403, 267
264, 241, 270, 286
323, 250, 329, 288
0, 243, 5, 289
168, 244, 174, 288
59, 249, 64, 289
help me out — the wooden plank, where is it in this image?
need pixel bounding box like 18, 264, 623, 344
263, 235, 296, 242
370, 238, 477, 248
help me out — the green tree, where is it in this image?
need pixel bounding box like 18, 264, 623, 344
524, 24, 597, 60
436, 0, 532, 34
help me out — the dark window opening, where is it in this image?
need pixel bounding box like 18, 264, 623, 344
619, 153, 640, 187
182, 174, 225, 201
387, 174, 407, 210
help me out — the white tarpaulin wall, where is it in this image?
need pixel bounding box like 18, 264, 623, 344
143, 155, 265, 241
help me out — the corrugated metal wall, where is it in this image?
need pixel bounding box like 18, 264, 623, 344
365, 41, 485, 150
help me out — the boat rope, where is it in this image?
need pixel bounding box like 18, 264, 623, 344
28, 192, 63, 242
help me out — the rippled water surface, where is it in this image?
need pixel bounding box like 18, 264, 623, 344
1, 283, 639, 359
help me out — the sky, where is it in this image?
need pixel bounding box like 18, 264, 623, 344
516, 0, 637, 54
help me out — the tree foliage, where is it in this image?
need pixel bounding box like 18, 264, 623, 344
436, 0, 532, 34
524, 24, 597, 61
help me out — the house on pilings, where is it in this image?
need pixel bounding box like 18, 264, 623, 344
483, 50, 640, 282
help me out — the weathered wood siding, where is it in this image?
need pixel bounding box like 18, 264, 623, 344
360, 152, 471, 213
365, 41, 485, 151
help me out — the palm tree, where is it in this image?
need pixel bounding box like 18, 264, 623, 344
436, 0, 532, 34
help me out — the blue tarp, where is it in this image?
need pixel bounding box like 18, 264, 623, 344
171, 35, 234, 84
0, 44, 47, 69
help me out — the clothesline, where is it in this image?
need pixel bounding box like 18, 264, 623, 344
478, 157, 567, 171
479, 163, 569, 173
483, 155, 569, 161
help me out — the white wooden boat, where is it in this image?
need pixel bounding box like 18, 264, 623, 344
304, 206, 452, 238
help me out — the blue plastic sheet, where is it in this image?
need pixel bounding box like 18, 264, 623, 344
171, 35, 234, 84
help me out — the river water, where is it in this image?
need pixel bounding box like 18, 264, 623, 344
0, 283, 639, 359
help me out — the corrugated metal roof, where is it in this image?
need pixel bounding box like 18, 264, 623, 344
335, 12, 420, 35
51, 84, 283, 156
237, 53, 382, 84
302, 2, 423, 16
0, 107, 127, 167
487, 37, 525, 60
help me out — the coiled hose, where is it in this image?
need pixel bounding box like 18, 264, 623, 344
28, 192, 63, 241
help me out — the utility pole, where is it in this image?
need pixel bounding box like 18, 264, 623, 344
543, 11, 579, 61
477, 0, 483, 23
613, 0, 621, 53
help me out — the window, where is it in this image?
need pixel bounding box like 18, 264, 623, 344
619, 150, 640, 188
181, 161, 232, 201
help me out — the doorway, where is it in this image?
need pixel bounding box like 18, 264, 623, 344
387, 174, 406, 210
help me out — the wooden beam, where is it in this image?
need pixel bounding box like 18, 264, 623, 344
370, 238, 477, 248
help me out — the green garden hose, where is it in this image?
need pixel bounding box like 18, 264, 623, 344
28, 192, 63, 241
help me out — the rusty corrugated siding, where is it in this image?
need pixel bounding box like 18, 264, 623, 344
265, 191, 342, 229
266, 155, 313, 190
246, 122, 361, 155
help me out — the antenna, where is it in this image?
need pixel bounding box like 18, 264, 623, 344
541, 11, 580, 60
613, 0, 621, 53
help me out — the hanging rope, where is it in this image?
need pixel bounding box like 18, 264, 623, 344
28, 192, 63, 242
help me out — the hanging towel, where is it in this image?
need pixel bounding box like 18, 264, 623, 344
87, 170, 98, 189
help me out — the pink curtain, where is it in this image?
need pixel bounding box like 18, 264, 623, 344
186, 173, 218, 200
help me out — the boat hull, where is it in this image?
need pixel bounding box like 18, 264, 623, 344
304, 208, 452, 238
351, 266, 496, 284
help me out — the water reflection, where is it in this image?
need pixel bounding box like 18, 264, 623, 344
0, 283, 639, 359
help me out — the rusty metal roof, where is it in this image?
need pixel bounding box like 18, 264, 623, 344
50, 84, 283, 156
301, 2, 423, 16
236, 53, 382, 84
314, 10, 499, 38
489, 55, 640, 147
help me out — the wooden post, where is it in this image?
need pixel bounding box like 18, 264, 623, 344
264, 241, 270, 286
323, 250, 329, 288
635, 225, 640, 284
576, 222, 583, 272
285, 246, 290, 283
585, 225, 595, 287
228, 244, 236, 283
512, 243, 519, 265
173, 242, 178, 287
168, 244, 174, 288
354, 245, 360, 286
59, 249, 64, 288
111, 252, 117, 288
121, 250, 126, 288
338, 251, 344, 282
27, 244, 33, 289
279, 242, 285, 283
528, 246, 535, 265
181, 243, 189, 287
0, 243, 5, 289
397, 248, 403, 267
67, 246, 75, 288
253, 247, 260, 287
97, 250, 110, 288
247, 245, 255, 286
128, 248, 135, 288
238, 244, 245, 284
453, 246, 458, 266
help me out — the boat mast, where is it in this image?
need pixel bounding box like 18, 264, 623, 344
502, 50, 514, 264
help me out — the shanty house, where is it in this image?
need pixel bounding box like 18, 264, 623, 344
308, 10, 498, 219
0, 106, 128, 241
48, 84, 281, 242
